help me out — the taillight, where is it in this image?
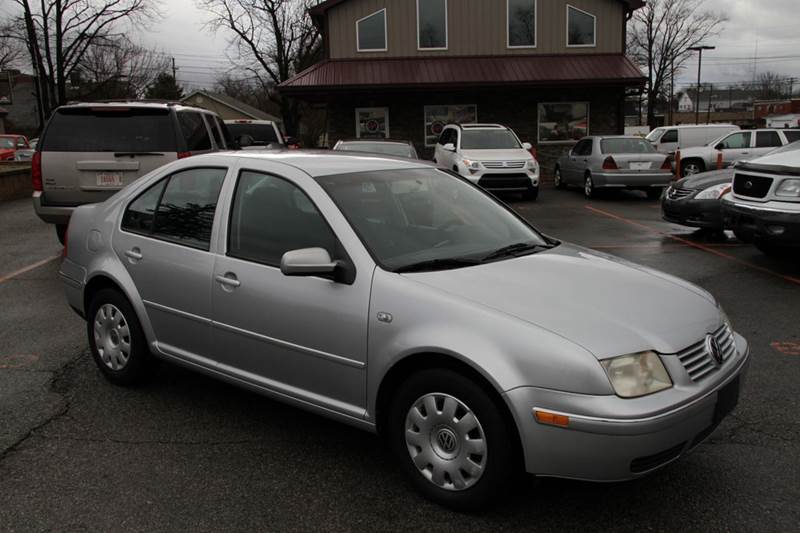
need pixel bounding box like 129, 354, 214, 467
661, 157, 672, 171
32, 152, 43, 191
602, 156, 618, 170
177, 151, 192, 159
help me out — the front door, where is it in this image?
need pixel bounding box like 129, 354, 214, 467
113, 166, 228, 361
717, 131, 752, 166
211, 168, 371, 417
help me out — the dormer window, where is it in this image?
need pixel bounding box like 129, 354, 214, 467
567, 5, 596, 47
357, 9, 387, 52
507, 0, 536, 48
417, 0, 448, 50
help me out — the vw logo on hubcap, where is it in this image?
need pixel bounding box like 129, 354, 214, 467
436, 428, 457, 453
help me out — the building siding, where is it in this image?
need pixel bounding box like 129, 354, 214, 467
327, 0, 625, 59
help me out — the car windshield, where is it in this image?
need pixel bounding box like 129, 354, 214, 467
0, 138, 15, 149
600, 138, 656, 154
460, 129, 521, 150
315, 168, 551, 271
226, 123, 280, 145
336, 142, 414, 158
645, 128, 664, 142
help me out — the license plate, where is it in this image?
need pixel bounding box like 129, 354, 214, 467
630, 162, 652, 170
96, 172, 123, 187
713, 376, 740, 424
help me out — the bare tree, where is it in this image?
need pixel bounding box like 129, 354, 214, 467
11, 0, 159, 116
197, 0, 322, 135
0, 19, 24, 70
752, 71, 793, 101
627, 0, 727, 128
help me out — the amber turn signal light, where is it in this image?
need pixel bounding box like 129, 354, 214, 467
533, 409, 570, 427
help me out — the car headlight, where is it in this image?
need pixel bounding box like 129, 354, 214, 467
526, 159, 538, 170
462, 159, 481, 171
775, 178, 800, 198
695, 182, 731, 200
600, 351, 672, 398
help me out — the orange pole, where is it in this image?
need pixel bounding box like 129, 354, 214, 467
674, 150, 681, 180
716, 151, 724, 170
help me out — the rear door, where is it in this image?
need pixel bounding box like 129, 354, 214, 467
38, 106, 179, 207
753, 130, 783, 158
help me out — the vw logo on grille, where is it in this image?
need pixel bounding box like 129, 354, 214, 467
436, 428, 457, 453
705, 334, 724, 365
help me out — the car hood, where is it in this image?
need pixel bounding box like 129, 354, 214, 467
459, 149, 533, 161
676, 168, 733, 190
406, 244, 720, 359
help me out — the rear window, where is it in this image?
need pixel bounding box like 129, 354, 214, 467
601, 138, 655, 154
226, 123, 280, 145
41, 107, 176, 152
178, 112, 212, 151
783, 130, 800, 143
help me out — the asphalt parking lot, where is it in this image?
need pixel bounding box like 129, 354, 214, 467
1, 186, 798, 532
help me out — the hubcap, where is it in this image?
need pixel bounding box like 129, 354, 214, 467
93, 303, 131, 370
585, 177, 593, 197
404, 393, 487, 491
554, 170, 561, 186
684, 163, 701, 175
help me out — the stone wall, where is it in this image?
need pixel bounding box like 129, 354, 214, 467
323, 86, 625, 178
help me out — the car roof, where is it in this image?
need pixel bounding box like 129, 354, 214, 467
224, 119, 277, 125
661, 124, 738, 129
337, 138, 413, 145
448, 123, 506, 130
56, 101, 215, 114
220, 149, 431, 177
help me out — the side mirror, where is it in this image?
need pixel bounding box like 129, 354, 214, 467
281, 247, 339, 277
715, 143, 724, 150
522, 142, 532, 151
443, 143, 456, 152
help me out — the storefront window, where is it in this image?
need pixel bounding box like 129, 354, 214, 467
355, 107, 390, 138
417, 0, 448, 49
424, 104, 477, 146
538, 102, 589, 143
508, 0, 536, 48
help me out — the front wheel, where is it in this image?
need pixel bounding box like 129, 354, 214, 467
553, 167, 565, 189
389, 369, 518, 510
681, 159, 705, 177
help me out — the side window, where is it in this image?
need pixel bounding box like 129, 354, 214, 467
122, 180, 166, 234
660, 129, 678, 143
438, 129, 449, 145
756, 131, 782, 148
178, 112, 212, 151
206, 115, 223, 148
783, 130, 800, 144
573, 139, 590, 156
228, 171, 338, 266
719, 132, 751, 150
216, 117, 234, 146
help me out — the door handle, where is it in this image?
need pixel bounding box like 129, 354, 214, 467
124, 248, 143, 260
215, 273, 241, 288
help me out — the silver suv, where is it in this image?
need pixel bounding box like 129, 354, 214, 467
33, 102, 229, 243
678, 129, 800, 177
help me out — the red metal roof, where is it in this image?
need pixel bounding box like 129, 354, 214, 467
279, 54, 645, 93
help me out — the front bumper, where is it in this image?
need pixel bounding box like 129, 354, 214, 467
505, 332, 749, 481
592, 171, 673, 188
33, 191, 75, 225
722, 197, 800, 246
462, 168, 539, 192
662, 195, 723, 229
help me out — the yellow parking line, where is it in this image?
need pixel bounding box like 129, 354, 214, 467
0, 255, 60, 284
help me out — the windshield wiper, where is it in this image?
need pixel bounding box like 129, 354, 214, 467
394, 257, 482, 273
481, 242, 553, 262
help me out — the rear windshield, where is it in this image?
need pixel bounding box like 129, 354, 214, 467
226, 123, 280, 145
336, 142, 414, 158
41, 107, 176, 152
600, 138, 656, 154
460, 129, 521, 150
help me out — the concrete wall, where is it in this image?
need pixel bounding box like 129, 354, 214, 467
0, 163, 32, 202
327, 0, 625, 59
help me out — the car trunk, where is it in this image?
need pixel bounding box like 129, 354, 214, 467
607, 153, 669, 172
39, 107, 179, 206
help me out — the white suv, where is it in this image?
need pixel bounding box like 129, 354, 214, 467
433, 124, 540, 200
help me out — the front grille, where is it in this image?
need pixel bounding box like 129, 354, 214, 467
676, 324, 736, 381
482, 160, 526, 170
733, 172, 773, 198
630, 442, 686, 473
478, 173, 530, 189
667, 186, 694, 200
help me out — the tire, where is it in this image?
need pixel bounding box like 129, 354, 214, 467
553, 167, 565, 189
87, 288, 153, 386
681, 159, 705, 177
523, 186, 539, 201
388, 368, 518, 511
56, 224, 67, 245
646, 188, 664, 200
584, 174, 597, 199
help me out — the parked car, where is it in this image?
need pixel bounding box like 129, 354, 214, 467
224, 119, 284, 148
722, 141, 800, 255
333, 138, 419, 159
0, 134, 30, 161
61, 151, 749, 510
662, 168, 733, 230
646, 124, 739, 155
14, 137, 38, 162
677, 129, 800, 177
433, 123, 540, 200
34, 101, 228, 244
554, 136, 673, 199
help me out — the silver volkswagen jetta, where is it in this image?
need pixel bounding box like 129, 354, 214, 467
60, 151, 749, 509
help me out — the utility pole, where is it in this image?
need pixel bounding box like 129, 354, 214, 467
689, 45, 716, 125
706, 84, 713, 124
171, 57, 178, 80
669, 56, 675, 125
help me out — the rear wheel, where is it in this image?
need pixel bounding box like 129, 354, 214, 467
553, 167, 565, 189
87, 288, 153, 385
389, 368, 518, 510
55, 224, 67, 245
584, 174, 597, 199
